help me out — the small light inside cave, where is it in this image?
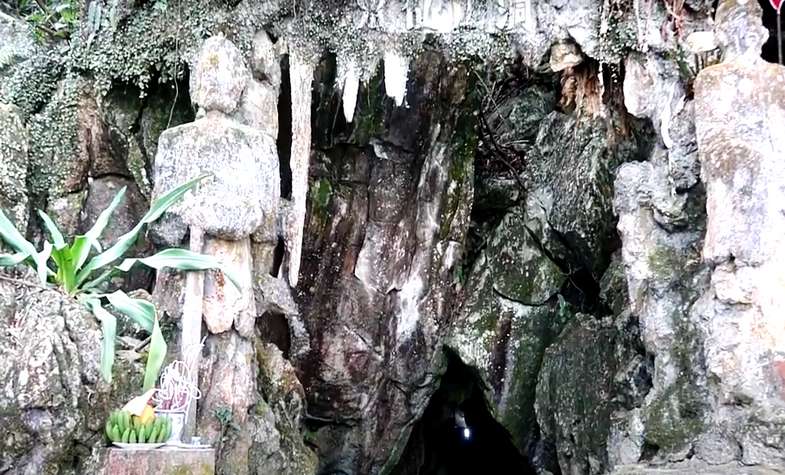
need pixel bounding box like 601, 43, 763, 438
462, 427, 471, 440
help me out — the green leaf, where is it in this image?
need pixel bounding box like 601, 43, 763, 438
142, 174, 209, 224
51, 246, 77, 292
37, 210, 66, 249
0, 208, 37, 257
84, 186, 127, 253
0, 252, 29, 267
105, 290, 155, 332
80, 267, 117, 292
143, 315, 167, 392
36, 242, 52, 285
75, 175, 209, 287
71, 236, 92, 271
85, 298, 116, 384
117, 248, 242, 289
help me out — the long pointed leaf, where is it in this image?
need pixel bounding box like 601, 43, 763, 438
71, 236, 92, 271
117, 248, 242, 289
143, 315, 167, 392
75, 175, 209, 287
105, 289, 155, 332
37, 210, 66, 249
85, 298, 116, 384
52, 247, 77, 293
36, 242, 52, 285
0, 208, 37, 257
84, 186, 127, 252
80, 267, 117, 292
0, 252, 29, 267
142, 174, 209, 224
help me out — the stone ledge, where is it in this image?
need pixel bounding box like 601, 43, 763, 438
613, 463, 785, 475
100, 447, 215, 475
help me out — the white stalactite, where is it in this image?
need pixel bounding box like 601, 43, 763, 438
287, 52, 314, 288
383, 50, 409, 106
339, 58, 361, 123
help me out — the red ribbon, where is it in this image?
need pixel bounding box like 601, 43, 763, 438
772, 0, 783, 13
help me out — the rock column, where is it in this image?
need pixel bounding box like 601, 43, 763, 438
692, 0, 785, 465
150, 35, 280, 473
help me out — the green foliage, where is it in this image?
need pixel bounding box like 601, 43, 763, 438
7, 0, 80, 41
0, 174, 237, 389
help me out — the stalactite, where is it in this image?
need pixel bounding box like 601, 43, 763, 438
339, 58, 360, 123
383, 50, 409, 106
286, 51, 314, 287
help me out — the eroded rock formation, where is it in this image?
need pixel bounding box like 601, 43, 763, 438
0, 0, 784, 473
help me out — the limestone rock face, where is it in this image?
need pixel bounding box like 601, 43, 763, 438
190, 35, 251, 114
198, 332, 257, 474
150, 115, 280, 243
613, 157, 709, 464
250, 31, 281, 89
249, 343, 317, 475
449, 212, 570, 453
202, 237, 256, 336
234, 79, 279, 138
536, 313, 649, 475
525, 113, 626, 280
0, 103, 28, 230
0, 283, 140, 474
294, 51, 475, 474
689, 0, 785, 465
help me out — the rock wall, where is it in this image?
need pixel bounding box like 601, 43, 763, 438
1, 0, 784, 474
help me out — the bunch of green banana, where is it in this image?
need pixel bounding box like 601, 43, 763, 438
105, 410, 172, 444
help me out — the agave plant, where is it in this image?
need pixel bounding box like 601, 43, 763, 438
0, 175, 237, 391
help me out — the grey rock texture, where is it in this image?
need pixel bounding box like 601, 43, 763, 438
0, 103, 29, 229
536, 313, 649, 475
0, 282, 142, 475
1, 0, 783, 473
249, 343, 318, 475
189, 35, 251, 115
150, 114, 279, 243
689, 0, 785, 465
448, 209, 570, 454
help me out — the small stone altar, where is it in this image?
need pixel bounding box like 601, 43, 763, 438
100, 447, 215, 475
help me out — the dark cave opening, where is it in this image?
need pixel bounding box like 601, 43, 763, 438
756, 0, 783, 63
391, 350, 535, 475
278, 54, 293, 200
257, 310, 291, 359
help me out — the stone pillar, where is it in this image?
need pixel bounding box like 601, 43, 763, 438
693, 0, 785, 465
150, 34, 280, 474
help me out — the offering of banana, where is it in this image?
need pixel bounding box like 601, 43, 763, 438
105, 406, 172, 445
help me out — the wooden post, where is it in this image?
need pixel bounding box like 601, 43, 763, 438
181, 226, 205, 439
778, 10, 783, 65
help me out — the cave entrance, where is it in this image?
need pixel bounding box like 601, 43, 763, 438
757, 0, 784, 63
391, 350, 535, 475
